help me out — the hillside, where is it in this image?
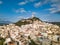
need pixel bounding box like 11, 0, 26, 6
15, 17, 42, 26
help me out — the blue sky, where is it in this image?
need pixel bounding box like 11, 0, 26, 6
0, 0, 60, 22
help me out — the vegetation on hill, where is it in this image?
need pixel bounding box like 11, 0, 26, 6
15, 17, 42, 26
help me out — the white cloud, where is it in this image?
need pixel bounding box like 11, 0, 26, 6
50, 10, 57, 13
34, 2, 41, 8
18, 0, 36, 5
51, 4, 60, 13
18, 2, 26, 5
0, 1, 3, 4
44, 0, 60, 14
47, 8, 60, 14
16, 8, 27, 13
47, 8, 56, 13
15, 8, 37, 14
17, 16, 25, 19
32, 12, 36, 15
34, 0, 49, 8
20, 8, 27, 13
18, 1, 28, 5
51, 9, 60, 14
51, 0, 60, 9
48, 8, 56, 11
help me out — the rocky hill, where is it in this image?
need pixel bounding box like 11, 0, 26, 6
15, 17, 42, 26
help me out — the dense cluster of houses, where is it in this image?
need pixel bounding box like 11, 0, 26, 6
0, 20, 60, 45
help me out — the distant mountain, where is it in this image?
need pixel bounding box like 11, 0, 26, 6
15, 17, 42, 26
0, 21, 12, 26
45, 21, 60, 26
